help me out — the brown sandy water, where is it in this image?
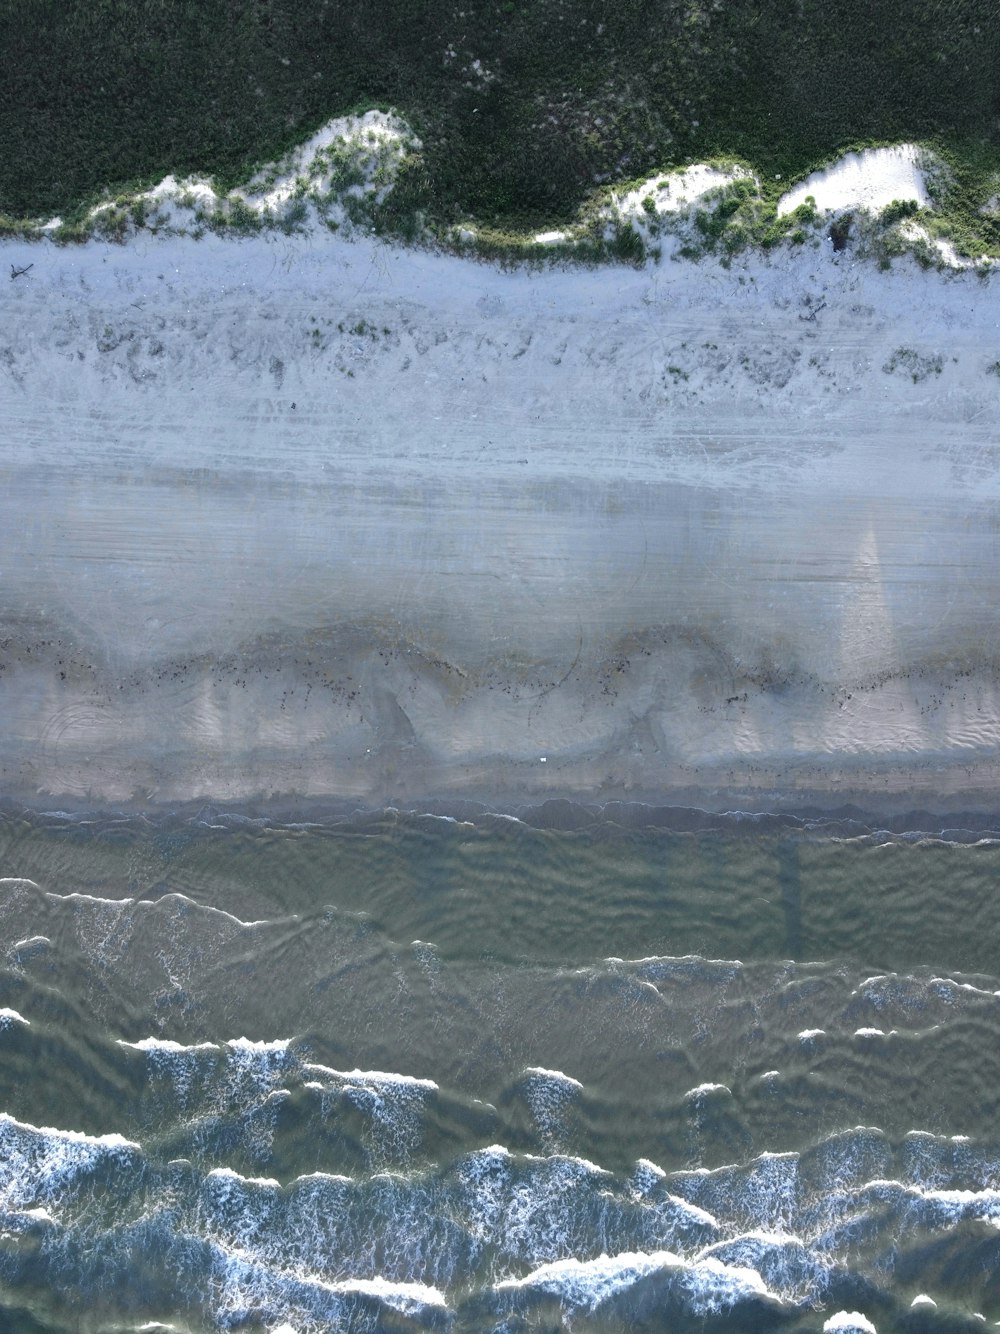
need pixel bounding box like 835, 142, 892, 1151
0, 806, 999, 1332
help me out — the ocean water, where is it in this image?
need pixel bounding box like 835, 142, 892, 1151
1, 801, 1000, 1333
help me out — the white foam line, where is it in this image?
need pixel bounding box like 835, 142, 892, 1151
164, 892, 299, 928
516, 1150, 613, 1176
210, 1238, 447, 1316
294, 1170, 353, 1186
497, 1249, 775, 1313
0, 1008, 29, 1027
522, 1066, 584, 1089
44, 890, 135, 907
144, 896, 300, 928
831, 1178, 1000, 1225
40, 888, 293, 929
678, 1200, 721, 1229
118, 1037, 217, 1053
0, 1111, 140, 1151
823, 1313, 878, 1334
4, 1206, 53, 1224
547, 1153, 611, 1175
470, 1144, 512, 1160
461, 1143, 621, 1182
166, 1163, 359, 1194
326, 1277, 447, 1309
301, 1063, 437, 1089
118, 1035, 295, 1055
669, 1149, 798, 1183
495, 1249, 679, 1296
930, 976, 1000, 999
403, 810, 475, 827
698, 1229, 808, 1258
685, 1082, 732, 1099
226, 1037, 293, 1054
206, 1166, 280, 1189
605, 953, 744, 968
634, 1157, 666, 1179
829, 1125, 886, 1139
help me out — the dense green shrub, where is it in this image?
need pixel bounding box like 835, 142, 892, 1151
1, 0, 998, 237
880, 197, 920, 224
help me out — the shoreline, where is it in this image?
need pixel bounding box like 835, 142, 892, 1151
3, 227, 1000, 811
3, 785, 1000, 833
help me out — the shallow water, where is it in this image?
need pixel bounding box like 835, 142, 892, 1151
0, 803, 999, 1332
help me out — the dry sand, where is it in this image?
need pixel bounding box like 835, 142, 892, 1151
3, 223, 1000, 811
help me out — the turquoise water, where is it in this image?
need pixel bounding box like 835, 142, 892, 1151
0, 803, 999, 1332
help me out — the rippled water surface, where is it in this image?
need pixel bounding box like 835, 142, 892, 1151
1, 803, 999, 1333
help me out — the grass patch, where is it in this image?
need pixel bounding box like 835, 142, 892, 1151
882, 346, 944, 382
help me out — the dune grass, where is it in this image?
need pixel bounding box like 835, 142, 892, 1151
1, 0, 998, 252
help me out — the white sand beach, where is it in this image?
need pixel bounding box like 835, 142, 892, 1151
3, 178, 1000, 809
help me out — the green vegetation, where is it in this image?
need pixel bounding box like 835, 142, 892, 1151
880, 198, 921, 225
882, 346, 945, 382
1, 0, 999, 256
